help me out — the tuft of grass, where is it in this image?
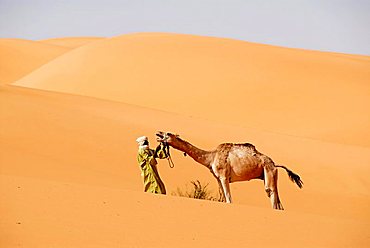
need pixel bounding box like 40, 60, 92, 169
172, 180, 224, 202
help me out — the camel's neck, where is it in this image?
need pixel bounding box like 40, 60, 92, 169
168, 138, 215, 168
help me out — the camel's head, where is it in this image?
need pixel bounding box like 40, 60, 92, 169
156, 131, 179, 144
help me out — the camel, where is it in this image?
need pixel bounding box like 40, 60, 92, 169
156, 131, 303, 210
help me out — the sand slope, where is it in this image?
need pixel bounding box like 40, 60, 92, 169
1, 85, 369, 247
1, 175, 367, 248
14, 33, 370, 147
40, 37, 104, 48
0, 39, 69, 84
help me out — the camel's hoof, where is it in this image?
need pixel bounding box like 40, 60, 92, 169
274, 203, 284, 210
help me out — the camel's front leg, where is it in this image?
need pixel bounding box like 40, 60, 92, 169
212, 160, 232, 203
216, 178, 226, 202
220, 177, 232, 203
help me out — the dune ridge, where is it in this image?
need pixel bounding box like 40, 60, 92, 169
40, 37, 104, 48
14, 33, 370, 147
0, 39, 69, 84
0, 38, 71, 84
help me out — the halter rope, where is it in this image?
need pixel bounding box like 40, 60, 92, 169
162, 141, 175, 168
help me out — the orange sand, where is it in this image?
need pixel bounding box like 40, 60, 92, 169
1, 33, 370, 247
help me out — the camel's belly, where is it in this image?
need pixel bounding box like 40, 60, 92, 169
230, 167, 264, 182
229, 155, 264, 182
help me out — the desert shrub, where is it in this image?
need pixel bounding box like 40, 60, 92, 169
172, 180, 224, 202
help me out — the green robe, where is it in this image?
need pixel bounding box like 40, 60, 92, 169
137, 145, 167, 194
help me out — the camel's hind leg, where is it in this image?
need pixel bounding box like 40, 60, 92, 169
264, 166, 284, 210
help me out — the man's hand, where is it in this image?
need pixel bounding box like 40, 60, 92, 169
155, 143, 162, 154
155, 142, 169, 159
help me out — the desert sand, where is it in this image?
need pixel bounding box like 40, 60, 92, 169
1, 33, 370, 247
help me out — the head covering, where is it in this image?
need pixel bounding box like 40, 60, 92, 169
136, 136, 148, 144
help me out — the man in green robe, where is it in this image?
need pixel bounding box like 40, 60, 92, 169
136, 136, 168, 194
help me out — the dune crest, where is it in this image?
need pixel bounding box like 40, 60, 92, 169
40, 37, 105, 48
0, 38, 69, 84
13, 33, 370, 147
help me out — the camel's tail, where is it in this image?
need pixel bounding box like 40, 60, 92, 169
276, 165, 303, 189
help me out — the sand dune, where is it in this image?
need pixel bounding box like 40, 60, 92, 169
2, 32, 370, 247
40, 37, 104, 48
1, 85, 369, 247
0, 39, 69, 84
14, 33, 370, 147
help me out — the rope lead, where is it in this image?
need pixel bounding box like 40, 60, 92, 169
163, 142, 175, 168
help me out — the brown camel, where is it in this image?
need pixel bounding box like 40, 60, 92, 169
156, 131, 303, 210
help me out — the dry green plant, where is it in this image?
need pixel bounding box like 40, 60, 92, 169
172, 180, 224, 202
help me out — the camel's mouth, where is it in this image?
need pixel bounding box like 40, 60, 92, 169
156, 131, 178, 142
156, 131, 165, 142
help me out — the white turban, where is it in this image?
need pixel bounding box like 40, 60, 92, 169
136, 136, 148, 144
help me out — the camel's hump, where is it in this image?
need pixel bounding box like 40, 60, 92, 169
218, 143, 256, 150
